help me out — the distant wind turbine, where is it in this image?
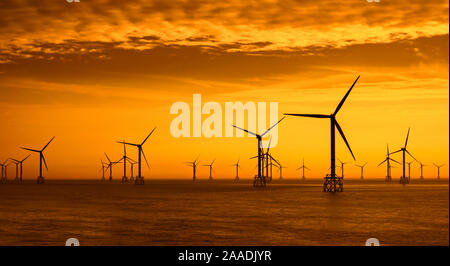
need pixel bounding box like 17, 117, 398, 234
21, 137, 55, 184
355, 162, 368, 180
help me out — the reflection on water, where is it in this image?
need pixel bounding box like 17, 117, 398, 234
0, 179, 448, 246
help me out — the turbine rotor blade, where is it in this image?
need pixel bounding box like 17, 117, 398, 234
141, 149, 150, 169
261, 116, 285, 137
42, 136, 55, 151
42, 154, 48, 171
390, 158, 401, 164
404, 128, 410, 148
21, 147, 40, 153
22, 154, 31, 162
377, 158, 387, 167
406, 150, 418, 162
335, 120, 355, 160
142, 127, 157, 145
390, 149, 402, 155
232, 125, 258, 137
283, 113, 330, 118
334, 75, 360, 115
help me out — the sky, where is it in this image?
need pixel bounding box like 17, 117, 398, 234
0, 0, 448, 179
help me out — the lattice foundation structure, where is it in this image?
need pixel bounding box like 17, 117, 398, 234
323, 174, 343, 192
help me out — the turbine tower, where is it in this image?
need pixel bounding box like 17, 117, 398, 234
104, 153, 120, 182
186, 156, 200, 181
129, 161, 138, 182
433, 163, 444, 179
284, 76, 359, 192
100, 160, 108, 181
117, 127, 156, 185
390, 128, 418, 185
202, 159, 216, 180
406, 161, 414, 182
232, 159, 240, 182
0, 159, 9, 183
278, 164, 287, 180
378, 144, 399, 182
338, 159, 348, 179
232, 117, 285, 187
116, 141, 137, 183
355, 162, 368, 179
9, 158, 20, 182
297, 158, 310, 180
21, 137, 55, 184
418, 162, 427, 179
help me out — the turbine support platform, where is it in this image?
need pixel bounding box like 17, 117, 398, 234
121, 176, 128, 183
323, 174, 343, 192
253, 175, 267, 187
135, 176, 144, 185
37, 176, 45, 184
400, 176, 409, 185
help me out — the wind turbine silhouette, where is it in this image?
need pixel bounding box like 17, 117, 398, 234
129, 161, 138, 182
0, 159, 9, 183
284, 76, 359, 192
418, 162, 427, 179
355, 162, 367, 179
390, 128, 418, 184
297, 158, 310, 180
202, 159, 216, 180
104, 153, 120, 182
406, 161, 414, 182
338, 159, 348, 179
21, 137, 55, 184
378, 144, 399, 182
186, 156, 200, 181
117, 127, 156, 185
9, 158, 21, 182
116, 141, 137, 183
277, 164, 287, 180
232, 159, 240, 182
100, 160, 107, 181
232, 117, 285, 187
433, 163, 444, 179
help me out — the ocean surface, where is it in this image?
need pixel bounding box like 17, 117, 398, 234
0, 179, 448, 246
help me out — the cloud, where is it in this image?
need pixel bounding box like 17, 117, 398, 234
0, 0, 448, 62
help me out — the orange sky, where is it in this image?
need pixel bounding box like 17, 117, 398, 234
0, 0, 448, 179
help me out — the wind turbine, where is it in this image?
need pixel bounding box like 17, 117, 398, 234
284, 76, 359, 192
129, 161, 138, 182
104, 153, 120, 182
338, 159, 348, 179
433, 163, 444, 179
406, 161, 414, 182
232, 117, 285, 187
116, 141, 137, 183
21, 137, 55, 184
297, 158, 310, 180
278, 164, 287, 180
8, 158, 20, 182
186, 156, 200, 181
100, 160, 107, 181
232, 159, 240, 182
418, 162, 427, 179
0, 159, 10, 183
378, 144, 399, 182
390, 128, 418, 184
117, 127, 156, 185
355, 162, 368, 179
202, 159, 216, 180
0, 159, 9, 183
